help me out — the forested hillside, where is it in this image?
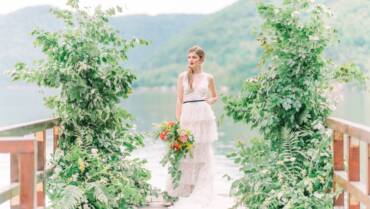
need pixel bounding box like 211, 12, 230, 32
0, 6, 202, 84
1, 0, 369, 90
138, 0, 370, 90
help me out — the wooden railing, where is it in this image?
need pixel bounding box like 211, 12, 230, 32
328, 117, 370, 209
0, 118, 59, 209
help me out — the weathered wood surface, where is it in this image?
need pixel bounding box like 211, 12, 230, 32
328, 117, 370, 209
0, 118, 60, 209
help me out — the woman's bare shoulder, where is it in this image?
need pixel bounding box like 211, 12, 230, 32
204, 72, 215, 81
178, 71, 187, 79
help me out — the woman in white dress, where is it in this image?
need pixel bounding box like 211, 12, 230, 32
165, 45, 219, 208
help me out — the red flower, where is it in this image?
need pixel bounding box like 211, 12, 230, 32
159, 131, 168, 141
171, 142, 181, 151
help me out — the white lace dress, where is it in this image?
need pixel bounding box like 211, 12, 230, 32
166, 72, 218, 208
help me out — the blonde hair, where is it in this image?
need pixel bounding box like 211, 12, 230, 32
187, 45, 205, 90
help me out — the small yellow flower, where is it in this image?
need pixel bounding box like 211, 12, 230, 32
186, 143, 193, 150
78, 158, 85, 172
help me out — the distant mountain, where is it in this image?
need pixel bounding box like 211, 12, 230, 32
326, 0, 370, 70
1, 0, 370, 91
111, 14, 204, 69
138, 0, 370, 90
138, 0, 261, 90
0, 6, 62, 84
0, 5, 203, 84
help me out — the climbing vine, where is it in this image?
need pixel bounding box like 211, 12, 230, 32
9, 0, 152, 208
223, 0, 366, 208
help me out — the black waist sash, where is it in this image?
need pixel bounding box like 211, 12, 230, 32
183, 99, 206, 104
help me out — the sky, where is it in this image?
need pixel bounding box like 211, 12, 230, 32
0, 0, 238, 15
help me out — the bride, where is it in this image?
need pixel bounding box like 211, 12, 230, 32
165, 45, 219, 208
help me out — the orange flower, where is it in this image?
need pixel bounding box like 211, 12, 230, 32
168, 121, 175, 127
159, 131, 168, 141
171, 142, 181, 151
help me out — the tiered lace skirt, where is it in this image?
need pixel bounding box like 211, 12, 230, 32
166, 102, 218, 198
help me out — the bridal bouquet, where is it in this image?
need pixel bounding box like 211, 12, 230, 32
155, 120, 195, 188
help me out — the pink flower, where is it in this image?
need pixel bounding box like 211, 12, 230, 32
179, 134, 188, 143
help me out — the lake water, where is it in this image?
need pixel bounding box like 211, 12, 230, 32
0, 83, 368, 208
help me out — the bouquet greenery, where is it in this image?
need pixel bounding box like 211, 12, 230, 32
155, 121, 195, 188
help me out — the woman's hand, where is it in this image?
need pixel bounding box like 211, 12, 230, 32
204, 96, 216, 105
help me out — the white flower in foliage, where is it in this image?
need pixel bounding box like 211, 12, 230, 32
246, 77, 258, 83
329, 104, 337, 111
91, 148, 98, 156
119, 146, 125, 154
292, 11, 300, 18
83, 203, 91, 209
54, 166, 62, 174
309, 36, 320, 42
317, 4, 333, 16
78, 62, 89, 71
313, 123, 325, 131
72, 173, 79, 181
131, 124, 137, 131
325, 26, 332, 31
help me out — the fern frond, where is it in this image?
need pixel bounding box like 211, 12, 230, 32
54, 185, 86, 209
88, 182, 114, 206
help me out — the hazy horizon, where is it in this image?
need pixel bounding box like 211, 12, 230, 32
0, 0, 238, 16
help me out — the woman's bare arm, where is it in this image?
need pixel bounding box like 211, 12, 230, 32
207, 74, 218, 105
176, 73, 184, 120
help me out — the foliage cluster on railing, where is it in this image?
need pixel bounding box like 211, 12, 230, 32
223, 0, 366, 208
8, 0, 152, 208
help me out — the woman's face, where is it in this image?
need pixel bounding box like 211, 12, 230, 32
187, 52, 203, 69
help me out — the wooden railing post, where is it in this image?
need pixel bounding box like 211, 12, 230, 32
348, 136, 360, 209
333, 130, 344, 206
19, 149, 37, 209
10, 153, 19, 209
36, 131, 46, 207
0, 139, 37, 209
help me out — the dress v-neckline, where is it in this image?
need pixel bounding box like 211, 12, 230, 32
191, 72, 206, 89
